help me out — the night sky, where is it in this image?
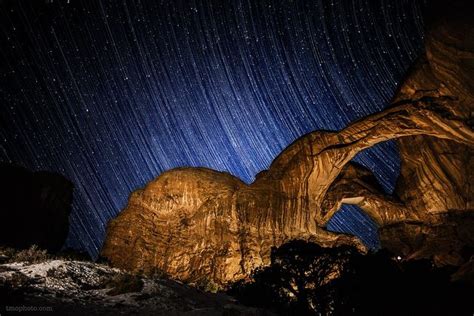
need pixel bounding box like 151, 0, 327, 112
0, 0, 426, 257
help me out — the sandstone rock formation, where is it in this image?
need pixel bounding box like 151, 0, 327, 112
378, 1, 474, 267
102, 1, 474, 286
0, 163, 73, 252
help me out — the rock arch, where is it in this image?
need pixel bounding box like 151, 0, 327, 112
102, 1, 474, 285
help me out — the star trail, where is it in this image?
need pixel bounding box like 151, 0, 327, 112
0, 0, 426, 257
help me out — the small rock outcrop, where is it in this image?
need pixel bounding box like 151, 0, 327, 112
102, 1, 474, 286
0, 163, 73, 252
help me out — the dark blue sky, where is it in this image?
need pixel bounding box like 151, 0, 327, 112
0, 0, 425, 256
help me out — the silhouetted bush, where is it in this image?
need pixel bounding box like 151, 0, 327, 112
228, 240, 473, 315
55, 248, 92, 261
9, 245, 49, 264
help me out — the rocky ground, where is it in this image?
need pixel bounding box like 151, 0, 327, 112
0, 248, 271, 316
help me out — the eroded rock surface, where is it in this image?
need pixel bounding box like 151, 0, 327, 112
102, 2, 474, 286
378, 1, 474, 265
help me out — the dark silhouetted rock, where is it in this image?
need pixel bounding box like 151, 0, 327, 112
0, 163, 73, 252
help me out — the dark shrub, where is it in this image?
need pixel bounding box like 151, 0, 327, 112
228, 240, 473, 315
9, 245, 49, 264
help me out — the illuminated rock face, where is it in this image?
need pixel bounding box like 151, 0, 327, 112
102, 3, 474, 286
377, 2, 474, 265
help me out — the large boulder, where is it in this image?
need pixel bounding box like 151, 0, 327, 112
0, 163, 73, 252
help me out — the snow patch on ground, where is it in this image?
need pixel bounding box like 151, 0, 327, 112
0, 258, 270, 315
